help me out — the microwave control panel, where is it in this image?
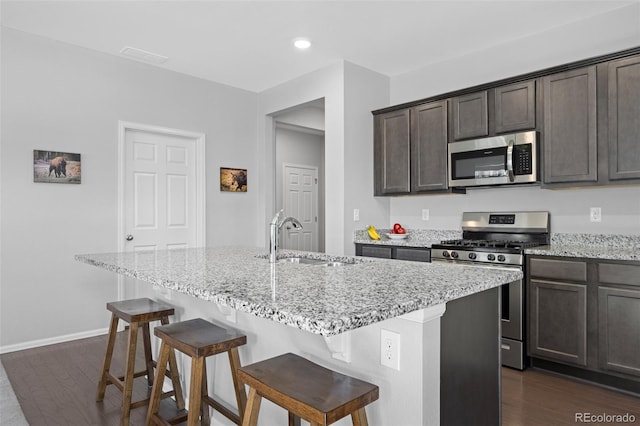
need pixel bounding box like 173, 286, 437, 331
513, 144, 533, 175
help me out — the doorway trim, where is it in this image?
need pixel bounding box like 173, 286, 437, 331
117, 121, 206, 299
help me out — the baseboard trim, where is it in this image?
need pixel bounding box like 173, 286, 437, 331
0, 328, 109, 354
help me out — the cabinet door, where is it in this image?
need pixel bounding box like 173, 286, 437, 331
395, 247, 430, 262
374, 109, 410, 194
360, 245, 393, 259
452, 91, 488, 140
542, 66, 597, 184
598, 286, 640, 377
608, 56, 640, 180
495, 81, 536, 133
411, 101, 448, 192
529, 279, 587, 366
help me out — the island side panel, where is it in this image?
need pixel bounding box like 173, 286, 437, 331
440, 286, 501, 426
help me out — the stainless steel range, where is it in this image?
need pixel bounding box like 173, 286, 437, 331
431, 211, 550, 370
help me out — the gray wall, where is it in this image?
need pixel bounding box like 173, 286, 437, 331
387, 4, 640, 235
0, 29, 258, 350
275, 125, 325, 252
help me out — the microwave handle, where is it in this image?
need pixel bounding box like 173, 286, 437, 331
506, 139, 515, 182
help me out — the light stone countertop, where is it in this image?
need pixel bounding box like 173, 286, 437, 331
525, 233, 640, 261
75, 247, 521, 336
353, 228, 461, 248
355, 229, 640, 262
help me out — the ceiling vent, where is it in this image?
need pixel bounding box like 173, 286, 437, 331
119, 46, 168, 64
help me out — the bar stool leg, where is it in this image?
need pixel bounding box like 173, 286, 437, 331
187, 356, 204, 426
228, 346, 247, 420
351, 408, 369, 426
288, 412, 301, 426
160, 316, 185, 410
96, 313, 119, 402
146, 341, 171, 426
121, 321, 140, 426
242, 387, 262, 426
200, 361, 210, 425
142, 323, 155, 387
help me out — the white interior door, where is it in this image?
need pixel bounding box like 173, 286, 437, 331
282, 163, 318, 251
118, 122, 205, 299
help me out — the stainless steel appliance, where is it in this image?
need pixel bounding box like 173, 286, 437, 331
431, 211, 550, 370
448, 131, 538, 188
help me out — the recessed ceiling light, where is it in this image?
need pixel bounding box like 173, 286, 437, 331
293, 38, 311, 50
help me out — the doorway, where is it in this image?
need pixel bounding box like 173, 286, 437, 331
117, 121, 206, 299
273, 100, 325, 252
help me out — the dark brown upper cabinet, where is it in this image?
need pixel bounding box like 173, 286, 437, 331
542, 66, 598, 184
495, 81, 536, 134
451, 91, 488, 140
373, 109, 410, 195
410, 101, 448, 192
608, 55, 640, 181
452, 81, 537, 142
373, 101, 449, 195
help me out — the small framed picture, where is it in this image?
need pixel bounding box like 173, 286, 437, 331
33, 150, 81, 184
220, 167, 247, 192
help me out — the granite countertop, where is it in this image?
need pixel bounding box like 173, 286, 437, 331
525, 233, 640, 262
353, 228, 461, 248
355, 228, 640, 262
75, 247, 521, 336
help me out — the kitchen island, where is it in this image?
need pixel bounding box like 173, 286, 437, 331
76, 247, 522, 425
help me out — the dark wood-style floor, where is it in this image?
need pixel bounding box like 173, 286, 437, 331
2, 333, 639, 425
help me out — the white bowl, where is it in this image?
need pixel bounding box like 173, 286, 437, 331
386, 233, 408, 240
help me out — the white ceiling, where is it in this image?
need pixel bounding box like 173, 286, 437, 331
1, 1, 636, 92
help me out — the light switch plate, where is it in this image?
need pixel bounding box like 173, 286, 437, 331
422, 209, 430, 221
353, 209, 360, 221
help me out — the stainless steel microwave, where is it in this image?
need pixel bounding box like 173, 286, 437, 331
448, 131, 538, 188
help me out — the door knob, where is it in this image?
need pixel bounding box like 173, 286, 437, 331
125, 234, 134, 241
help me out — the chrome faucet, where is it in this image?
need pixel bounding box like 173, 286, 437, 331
269, 209, 303, 263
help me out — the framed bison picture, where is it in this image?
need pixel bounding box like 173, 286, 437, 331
33, 150, 81, 184
220, 167, 247, 192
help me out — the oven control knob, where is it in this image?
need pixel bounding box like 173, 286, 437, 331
497, 255, 506, 262
451, 251, 459, 259
468, 252, 477, 260
487, 254, 496, 261
442, 251, 450, 258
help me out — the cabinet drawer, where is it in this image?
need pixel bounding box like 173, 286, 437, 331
395, 248, 430, 262
599, 263, 640, 287
360, 245, 393, 259
529, 258, 587, 282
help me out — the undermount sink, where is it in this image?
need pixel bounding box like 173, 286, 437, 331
277, 257, 351, 266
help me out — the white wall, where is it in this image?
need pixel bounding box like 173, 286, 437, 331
0, 29, 258, 350
388, 4, 640, 235
343, 62, 391, 254
257, 63, 346, 253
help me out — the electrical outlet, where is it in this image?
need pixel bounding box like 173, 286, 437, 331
380, 329, 400, 370
422, 209, 430, 221
353, 209, 360, 221
590, 207, 602, 223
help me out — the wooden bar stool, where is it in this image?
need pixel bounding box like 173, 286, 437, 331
146, 318, 248, 426
96, 298, 185, 426
238, 353, 379, 426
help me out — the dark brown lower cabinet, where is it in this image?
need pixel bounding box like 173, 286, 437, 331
598, 286, 640, 378
527, 255, 640, 391
355, 244, 430, 262
529, 279, 587, 366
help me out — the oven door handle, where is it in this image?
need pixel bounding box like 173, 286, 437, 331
506, 139, 515, 182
